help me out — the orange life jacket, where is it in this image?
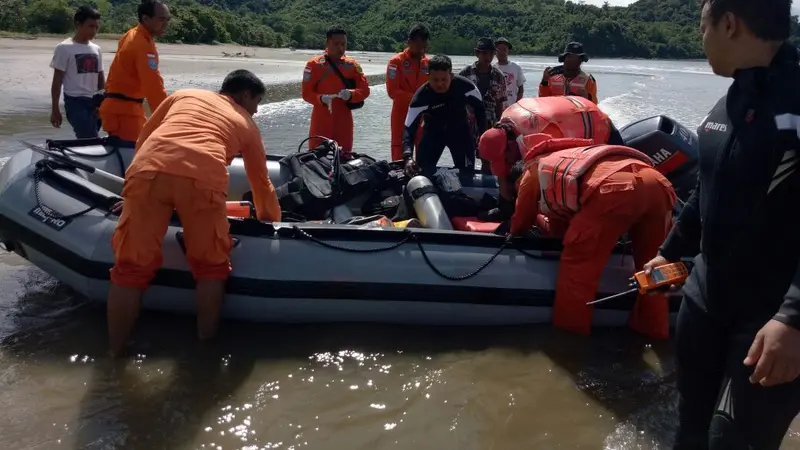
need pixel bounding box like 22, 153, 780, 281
500, 96, 610, 144
545, 71, 592, 99
524, 136, 655, 219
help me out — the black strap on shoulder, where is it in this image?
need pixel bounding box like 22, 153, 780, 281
325, 56, 350, 88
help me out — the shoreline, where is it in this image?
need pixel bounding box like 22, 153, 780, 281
0, 36, 391, 117
0, 32, 709, 61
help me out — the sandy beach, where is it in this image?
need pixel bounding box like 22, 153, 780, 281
0, 36, 392, 116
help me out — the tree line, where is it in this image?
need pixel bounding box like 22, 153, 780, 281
1, 0, 799, 59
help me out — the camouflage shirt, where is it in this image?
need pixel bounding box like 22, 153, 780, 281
458, 62, 508, 123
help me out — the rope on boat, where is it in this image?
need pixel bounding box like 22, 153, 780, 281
32, 161, 99, 221
49, 139, 127, 176
290, 225, 511, 281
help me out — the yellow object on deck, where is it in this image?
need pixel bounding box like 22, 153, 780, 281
393, 218, 424, 229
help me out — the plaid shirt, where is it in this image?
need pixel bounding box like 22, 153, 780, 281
458, 62, 508, 123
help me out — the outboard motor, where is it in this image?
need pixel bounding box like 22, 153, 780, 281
406, 176, 453, 230
619, 115, 699, 202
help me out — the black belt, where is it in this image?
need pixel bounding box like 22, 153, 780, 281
105, 92, 144, 103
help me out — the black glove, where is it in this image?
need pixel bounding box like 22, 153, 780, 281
478, 195, 515, 222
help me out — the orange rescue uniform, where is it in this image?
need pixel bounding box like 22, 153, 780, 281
481, 96, 612, 179
538, 70, 598, 103
386, 49, 429, 160
111, 89, 281, 290
512, 135, 676, 339
99, 24, 168, 143
302, 53, 370, 152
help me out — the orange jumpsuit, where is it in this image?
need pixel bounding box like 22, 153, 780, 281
302, 53, 370, 152
512, 136, 676, 339
99, 24, 167, 144
386, 49, 429, 161
480, 96, 612, 179
111, 89, 281, 290
538, 70, 598, 103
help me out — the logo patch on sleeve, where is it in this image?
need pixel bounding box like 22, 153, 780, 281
147, 54, 158, 70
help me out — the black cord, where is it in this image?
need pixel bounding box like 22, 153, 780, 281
32, 161, 98, 220
49, 140, 126, 176
291, 225, 512, 281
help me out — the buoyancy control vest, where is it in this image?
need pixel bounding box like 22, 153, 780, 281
276, 143, 391, 220
500, 96, 611, 144
524, 136, 654, 219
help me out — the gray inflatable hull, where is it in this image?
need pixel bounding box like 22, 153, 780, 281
0, 141, 682, 327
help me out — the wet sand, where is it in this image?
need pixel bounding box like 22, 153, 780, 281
0, 36, 391, 116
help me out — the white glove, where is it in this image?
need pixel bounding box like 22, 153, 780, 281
320, 94, 335, 106
338, 89, 352, 101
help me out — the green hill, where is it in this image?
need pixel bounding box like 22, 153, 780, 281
2, 0, 799, 59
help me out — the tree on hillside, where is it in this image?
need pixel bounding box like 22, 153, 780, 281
3, 0, 798, 59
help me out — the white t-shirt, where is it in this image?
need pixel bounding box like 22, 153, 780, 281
49, 38, 103, 98
494, 61, 526, 108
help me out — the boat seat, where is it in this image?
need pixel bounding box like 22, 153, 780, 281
451, 216, 501, 234
39, 167, 122, 209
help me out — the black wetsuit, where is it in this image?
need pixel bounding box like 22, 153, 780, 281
658, 43, 800, 450
402, 75, 487, 176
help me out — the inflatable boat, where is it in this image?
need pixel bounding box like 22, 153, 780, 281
0, 115, 699, 326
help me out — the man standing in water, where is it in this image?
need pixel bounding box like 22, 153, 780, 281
386, 24, 430, 161
107, 70, 281, 356
301, 25, 370, 153
493, 37, 526, 109
99, 0, 170, 147
459, 38, 507, 173
49, 6, 105, 139
459, 38, 507, 128
643, 0, 800, 447
539, 42, 597, 103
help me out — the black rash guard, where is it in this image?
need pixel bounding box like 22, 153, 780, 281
659, 43, 800, 449
402, 75, 487, 165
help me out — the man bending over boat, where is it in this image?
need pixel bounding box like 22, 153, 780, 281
402, 55, 487, 178
106, 69, 281, 356
477, 96, 623, 222
508, 134, 676, 340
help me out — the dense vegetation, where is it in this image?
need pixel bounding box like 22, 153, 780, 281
1, 0, 799, 59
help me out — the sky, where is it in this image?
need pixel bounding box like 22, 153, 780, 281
580, 0, 800, 15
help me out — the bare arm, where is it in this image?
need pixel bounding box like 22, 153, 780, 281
51, 69, 64, 113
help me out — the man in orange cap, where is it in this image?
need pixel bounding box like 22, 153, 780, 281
387, 24, 430, 161
540, 42, 598, 102
508, 134, 676, 339
107, 70, 281, 356
302, 25, 370, 153
99, 0, 170, 147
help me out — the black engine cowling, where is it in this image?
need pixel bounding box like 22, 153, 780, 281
620, 115, 699, 202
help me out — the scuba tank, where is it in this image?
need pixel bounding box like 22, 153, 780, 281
406, 175, 453, 230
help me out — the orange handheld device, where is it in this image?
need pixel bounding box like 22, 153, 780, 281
226, 201, 255, 219
586, 262, 690, 306
631, 262, 690, 294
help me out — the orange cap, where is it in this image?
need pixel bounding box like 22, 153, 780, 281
478, 128, 509, 176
